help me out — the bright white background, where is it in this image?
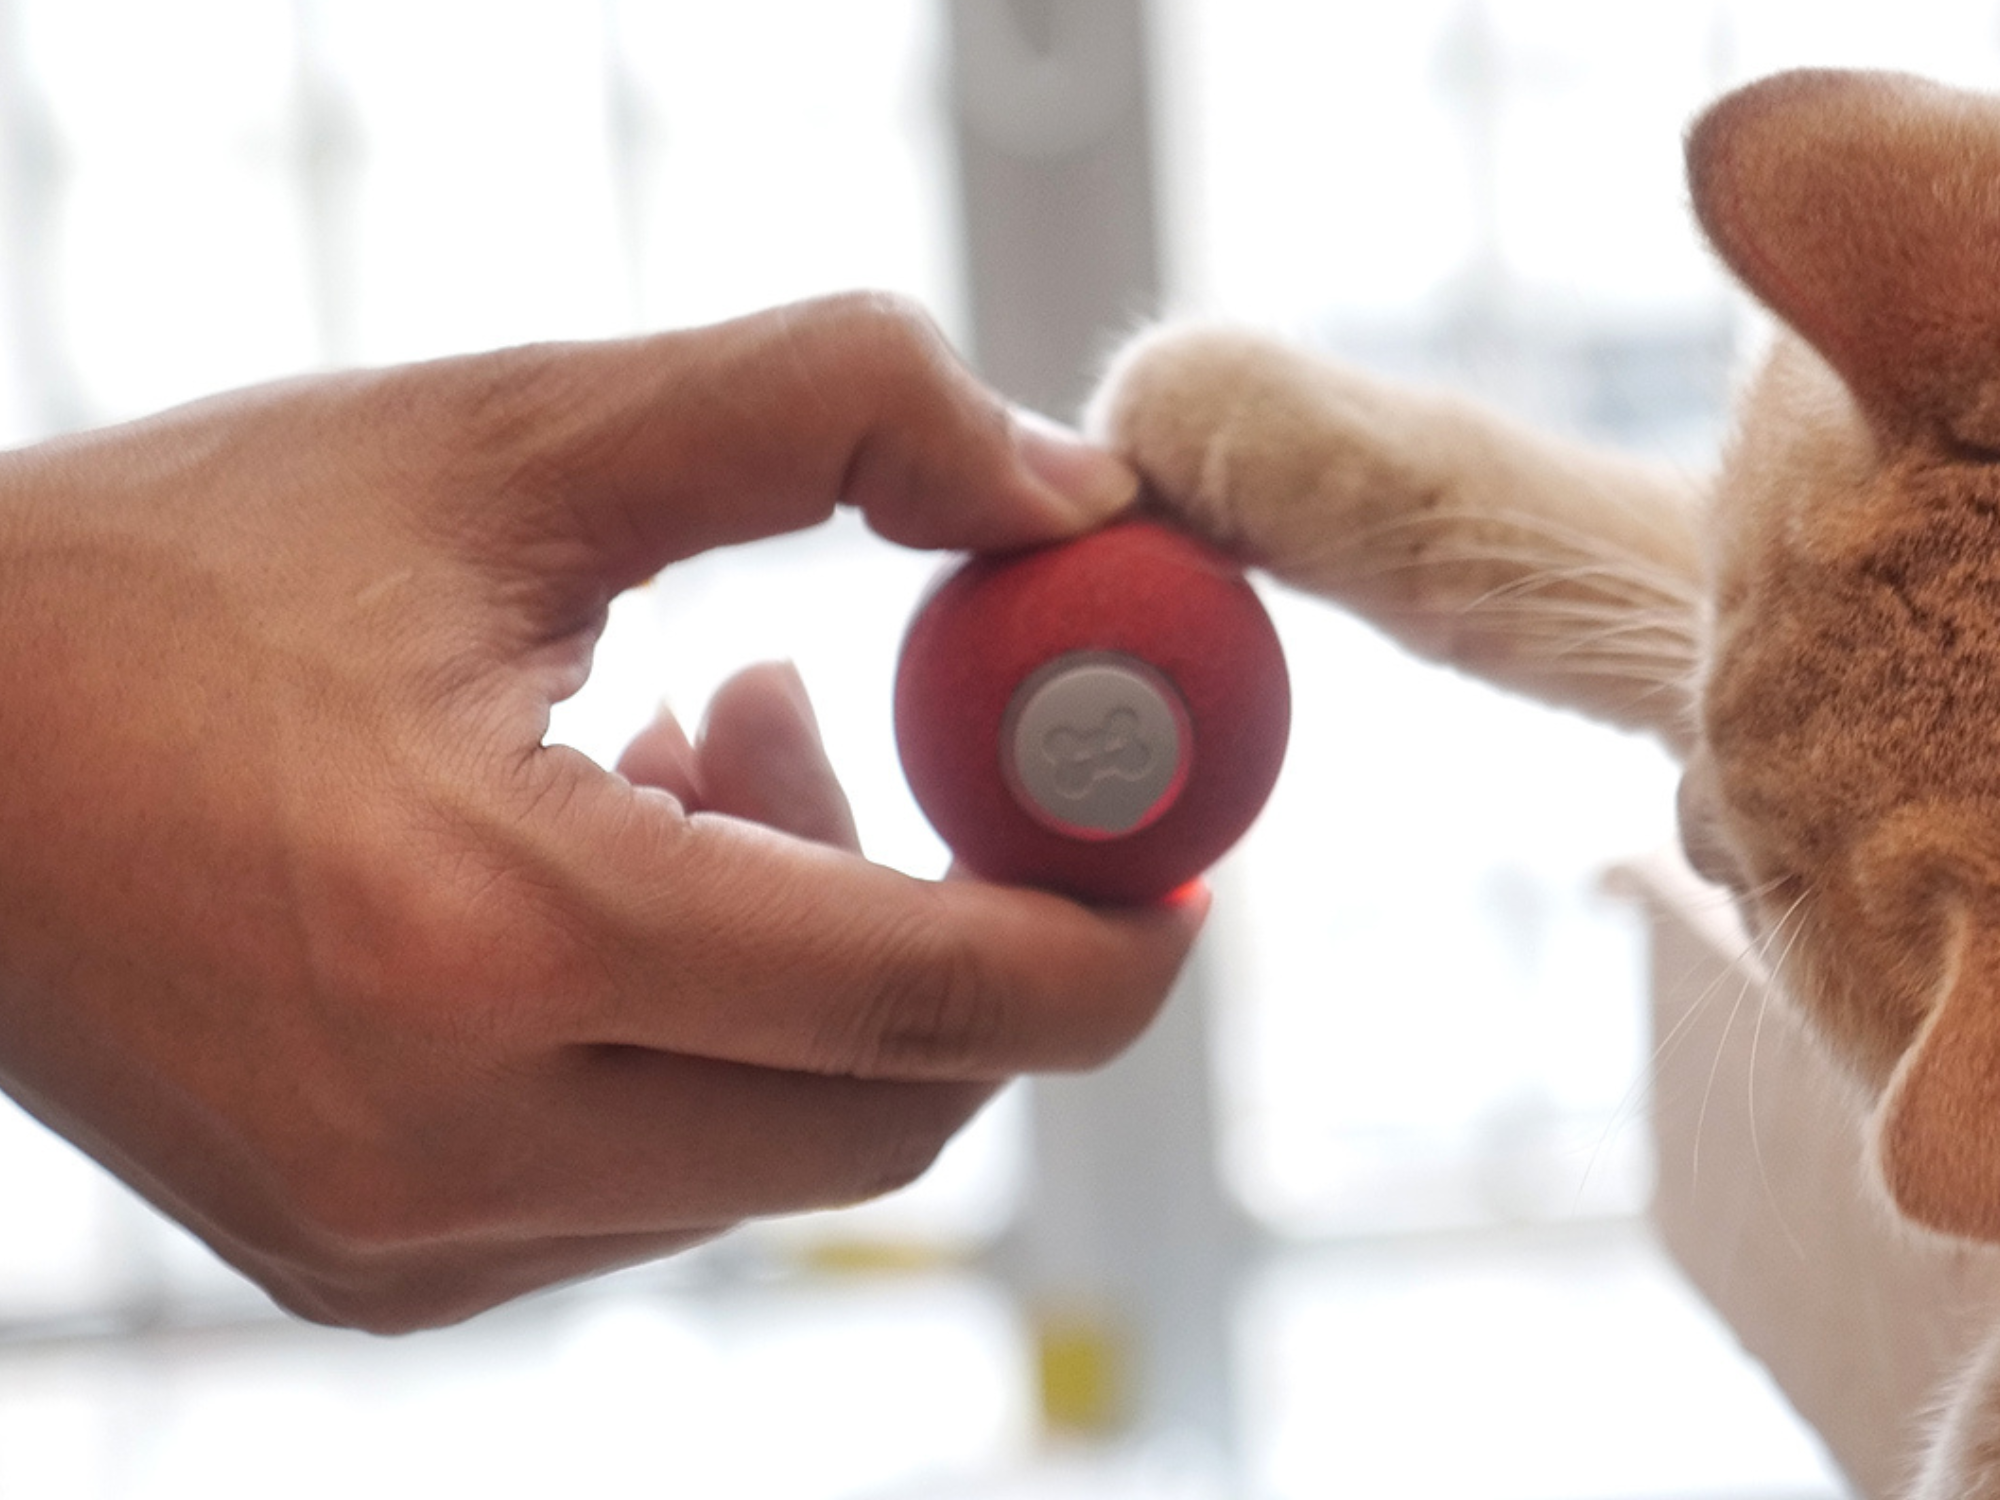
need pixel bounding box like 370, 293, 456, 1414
6, 2, 1998, 1496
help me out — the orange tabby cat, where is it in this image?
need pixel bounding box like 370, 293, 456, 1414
1088, 68, 2000, 1499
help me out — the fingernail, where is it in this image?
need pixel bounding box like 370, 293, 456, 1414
1013, 409, 1141, 526
1169, 878, 1214, 925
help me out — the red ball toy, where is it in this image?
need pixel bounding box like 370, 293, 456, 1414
893, 517, 1290, 904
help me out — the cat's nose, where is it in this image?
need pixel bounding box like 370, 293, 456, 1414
1676, 751, 1751, 892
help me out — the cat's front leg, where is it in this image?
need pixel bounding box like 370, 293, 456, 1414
1909, 1327, 2000, 1500
1087, 325, 1707, 752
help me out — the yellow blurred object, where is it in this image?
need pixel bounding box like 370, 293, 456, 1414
1034, 1306, 1129, 1438
795, 1238, 969, 1277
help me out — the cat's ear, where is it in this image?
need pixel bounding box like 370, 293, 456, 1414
1875, 920, 2000, 1239
1688, 69, 2000, 450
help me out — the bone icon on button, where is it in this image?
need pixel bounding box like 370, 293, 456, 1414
1043, 707, 1152, 798
1002, 652, 1191, 839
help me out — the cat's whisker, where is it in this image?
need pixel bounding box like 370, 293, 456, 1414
1437, 601, 1701, 658
1468, 615, 1698, 657
1740, 889, 1817, 1264
1328, 495, 1702, 573
1691, 963, 1758, 1196
1504, 652, 1697, 687
1593, 924, 1757, 1180
1710, 871, 1792, 913
1308, 512, 1707, 610
1442, 579, 1699, 615
1740, 887, 1808, 975
1669, 884, 1812, 1202
1502, 637, 1699, 678
1266, 488, 1692, 553
1294, 560, 1704, 645
1464, 555, 1700, 605
1295, 538, 1700, 608
1289, 556, 1699, 629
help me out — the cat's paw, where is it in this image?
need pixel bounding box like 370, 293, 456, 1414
1084, 324, 1429, 584
1086, 322, 1703, 747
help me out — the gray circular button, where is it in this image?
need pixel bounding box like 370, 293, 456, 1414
1002, 652, 1190, 839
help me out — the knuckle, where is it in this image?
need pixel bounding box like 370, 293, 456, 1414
830, 911, 1015, 1079
450, 342, 584, 452
274, 1281, 416, 1336
270, 1165, 508, 1331
272, 1265, 486, 1336
854, 1117, 954, 1202
814, 288, 942, 351
366, 342, 597, 541
296, 804, 583, 1048
280, 1153, 438, 1260
841, 1085, 987, 1205
802, 290, 957, 402
250, 1124, 531, 1333
210, 1181, 436, 1334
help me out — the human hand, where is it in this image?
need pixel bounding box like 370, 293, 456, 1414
0, 293, 1204, 1331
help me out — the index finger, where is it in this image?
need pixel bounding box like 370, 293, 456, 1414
380, 292, 1141, 594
